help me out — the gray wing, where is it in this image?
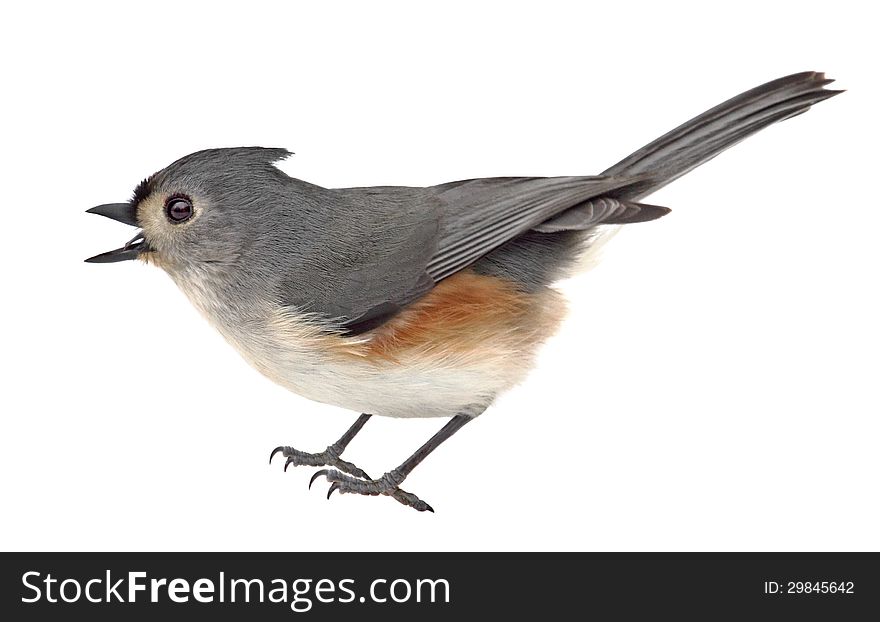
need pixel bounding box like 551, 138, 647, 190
289, 175, 664, 334
531, 196, 670, 233
426, 176, 665, 281
278, 185, 442, 335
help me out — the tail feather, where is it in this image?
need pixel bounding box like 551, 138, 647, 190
602, 71, 842, 200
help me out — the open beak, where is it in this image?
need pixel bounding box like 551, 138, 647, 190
84, 203, 152, 263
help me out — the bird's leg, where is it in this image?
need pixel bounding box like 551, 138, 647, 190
311, 413, 473, 513
270, 413, 372, 479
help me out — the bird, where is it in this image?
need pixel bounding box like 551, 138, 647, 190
86, 71, 840, 512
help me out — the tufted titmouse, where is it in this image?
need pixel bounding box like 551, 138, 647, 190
86, 72, 839, 511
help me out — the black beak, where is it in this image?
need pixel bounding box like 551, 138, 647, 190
85, 231, 150, 263
86, 202, 139, 227
85, 202, 151, 263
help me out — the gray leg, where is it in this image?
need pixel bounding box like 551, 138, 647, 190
270, 413, 372, 479
312, 413, 473, 513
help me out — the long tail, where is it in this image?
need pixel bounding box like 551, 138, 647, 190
603, 71, 842, 200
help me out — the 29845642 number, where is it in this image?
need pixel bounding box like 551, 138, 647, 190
787, 581, 854, 594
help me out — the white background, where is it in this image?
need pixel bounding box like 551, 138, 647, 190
1, 1, 876, 552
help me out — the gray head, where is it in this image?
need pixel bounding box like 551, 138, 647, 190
85, 147, 296, 270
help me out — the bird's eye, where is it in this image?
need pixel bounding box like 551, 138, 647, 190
165, 196, 193, 223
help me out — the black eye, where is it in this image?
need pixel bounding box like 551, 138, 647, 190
165, 196, 193, 223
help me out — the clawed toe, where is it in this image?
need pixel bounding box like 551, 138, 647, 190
327, 482, 340, 500
270, 445, 370, 479
309, 469, 329, 490
308, 468, 434, 512
269, 446, 285, 465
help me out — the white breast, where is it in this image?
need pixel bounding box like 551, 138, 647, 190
171, 272, 522, 418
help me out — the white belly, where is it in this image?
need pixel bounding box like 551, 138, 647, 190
170, 264, 563, 418
223, 322, 522, 418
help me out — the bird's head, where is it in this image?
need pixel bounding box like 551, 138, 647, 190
85, 147, 293, 272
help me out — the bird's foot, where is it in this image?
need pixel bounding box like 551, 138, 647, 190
270, 444, 370, 480
310, 469, 434, 513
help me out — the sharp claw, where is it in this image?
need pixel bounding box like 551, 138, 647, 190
284, 457, 295, 472
327, 483, 340, 499
269, 446, 284, 465
424, 503, 435, 513
351, 468, 370, 480
309, 470, 329, 490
